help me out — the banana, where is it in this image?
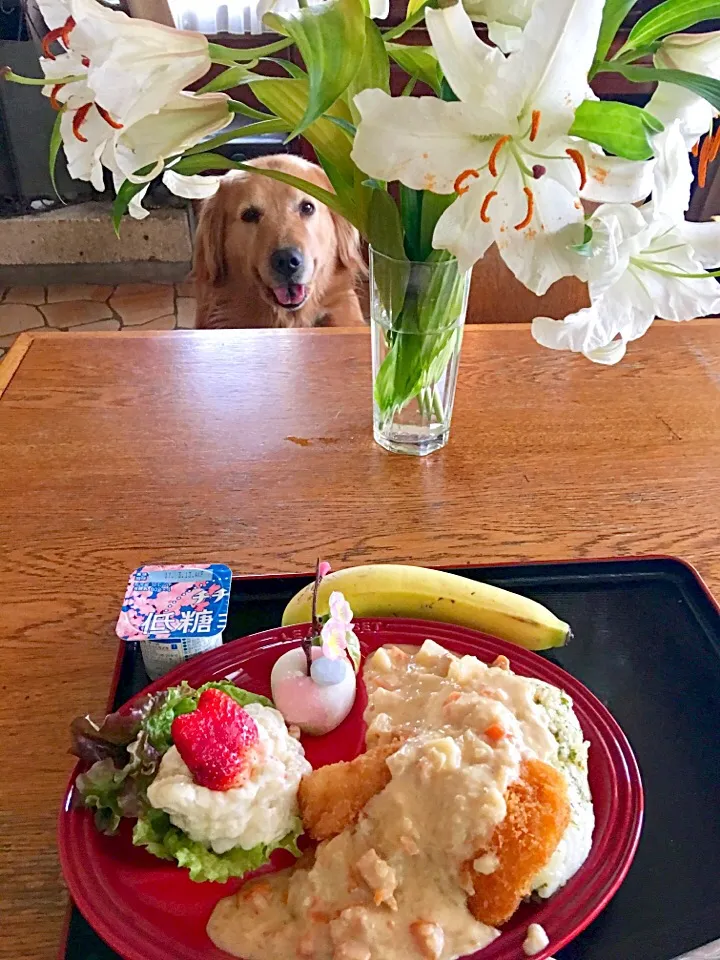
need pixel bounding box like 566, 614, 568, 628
281, 564, 571, 651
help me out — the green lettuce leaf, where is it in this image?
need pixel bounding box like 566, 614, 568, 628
72, 681, 274, 840
197, 680, 273, 710
75, 758, 128, 835
142, 682, 198, 753
133, 809, 303, 883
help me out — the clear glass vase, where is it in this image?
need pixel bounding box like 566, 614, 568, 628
370, 247, 470, 456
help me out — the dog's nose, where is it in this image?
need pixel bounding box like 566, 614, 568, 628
270, 246, 304, 280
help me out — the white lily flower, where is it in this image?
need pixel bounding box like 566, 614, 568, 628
656, 31, 720, 81
67, 0, 212, 129
38, 0, 213, 126
257, 0, 388, 20
37, 0, 73, 30
461, 0, 533, 53
106, 170, 223, 221
107, 91, 232, 184
532, 125, 720, 364
575, 140, 656, 205
35, 0, 229, 200
40, 47, 117, 192
41, 51, 87, 106
162, 170, 223, 200
353, 0, 624, 292
647, 31, 720, 149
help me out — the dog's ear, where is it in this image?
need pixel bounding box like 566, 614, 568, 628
192, 190, 227, 286
332, 211, 366, 277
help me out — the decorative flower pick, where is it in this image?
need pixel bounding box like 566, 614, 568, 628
300, 560, 361, 680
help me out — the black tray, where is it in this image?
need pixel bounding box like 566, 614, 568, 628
62, 557, 720, 960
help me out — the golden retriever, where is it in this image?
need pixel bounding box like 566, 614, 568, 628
193, 155, 366, 329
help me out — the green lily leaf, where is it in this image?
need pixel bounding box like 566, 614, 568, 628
367, 187, 405, 260
620, 0, 720, 56
440, 78, 459, 102
373, 253, 466, 419
262, 57, 307, 80
207, 39, 292, 64
253, 77, 356, 179
227, 100, 275, 121
112, 180, 151, 235
316, 152, 358, 216
49, 108, 65, 202
603, 62, 720, 113
386, 43, 443, 96
264, 0, 366, 137
166, 154, 237, 175
389, 0, 428, 32
199, 64, 258, 94
183, 118, 289, 158
570, 223, 594, 257
367, 186, 408, 319
593, 0, 638, 65
570, 100, 663, 160
324, 115, 357, 137
400, 186, 423, 261
347, 19, 390, 124
419, 191, 454, 261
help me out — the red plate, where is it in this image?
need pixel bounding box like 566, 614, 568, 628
59, 619, 643, 960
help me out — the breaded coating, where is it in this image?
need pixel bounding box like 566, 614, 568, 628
466, 758, 570, 927
298, 740, 402, 841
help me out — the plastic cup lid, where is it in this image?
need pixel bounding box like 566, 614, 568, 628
116, 564, 232, 643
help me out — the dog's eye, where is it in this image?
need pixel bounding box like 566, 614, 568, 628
241, 207, 261, 224
300, 200, 316, 217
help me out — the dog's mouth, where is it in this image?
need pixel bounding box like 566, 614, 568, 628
271, 283, 309, 311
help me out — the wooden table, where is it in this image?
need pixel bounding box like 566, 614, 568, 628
1, 323, 719, 959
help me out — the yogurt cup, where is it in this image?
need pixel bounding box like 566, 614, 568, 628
116, 564, 232, 680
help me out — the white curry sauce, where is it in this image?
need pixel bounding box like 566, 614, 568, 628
208, 640, 578, 960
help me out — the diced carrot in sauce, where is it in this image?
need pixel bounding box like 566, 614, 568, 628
241, 880, 271, 900
443, 691, 462, 706
485, 723, 506, 742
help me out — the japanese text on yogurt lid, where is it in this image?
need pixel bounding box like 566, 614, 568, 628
116, 564, 232, 643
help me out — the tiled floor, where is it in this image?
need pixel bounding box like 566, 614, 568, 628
0, 282, 196, 358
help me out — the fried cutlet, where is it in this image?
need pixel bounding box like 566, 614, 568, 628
298, 739, 403, 841
465, 757, 570, 927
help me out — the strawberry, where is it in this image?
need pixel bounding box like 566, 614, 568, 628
171, 688, 259, 791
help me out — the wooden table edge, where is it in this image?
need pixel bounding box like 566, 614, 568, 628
1, 320, 717, 403
0, 331, 36, 399
0, 326, 528, 402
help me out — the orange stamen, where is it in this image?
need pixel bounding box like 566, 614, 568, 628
72, 102, 93, 143
96, 104, 123, 130
565, 148, 587, 190
82, 55, 91, 68
42, 26, 64, 60
42, 16, 75, 60
50, 84, 63, 111
480, 190, 497, 223
489, 135, 511, 178
61, 16, 76, 47
514, 187, 534, 230
530, 110, 541, 143
709, 126, 720, 164
454, 168, 479, 196
691, 139, 700, 157
699, 133, 712, 188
